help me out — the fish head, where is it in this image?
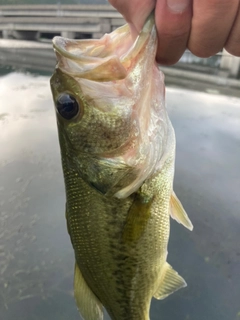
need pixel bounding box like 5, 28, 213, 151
50, 62, 134, 156
50, 14, 171, 198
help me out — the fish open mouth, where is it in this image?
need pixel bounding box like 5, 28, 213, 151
52, 14, 155, 81
51, 13, 168, 199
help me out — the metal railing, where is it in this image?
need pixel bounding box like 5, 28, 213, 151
0, 4, 124, 39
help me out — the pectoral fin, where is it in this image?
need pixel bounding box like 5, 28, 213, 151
153, 262, 187, 300
74, 262, 103, 320
170, 191, 193, 231
123, 192, 153, 243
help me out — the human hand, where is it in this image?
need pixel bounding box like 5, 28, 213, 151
108, 0, 240, 65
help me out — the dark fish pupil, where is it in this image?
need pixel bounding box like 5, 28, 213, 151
56, 93, 79, 120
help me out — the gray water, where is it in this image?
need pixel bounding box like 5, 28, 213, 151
0, 65, 240, 320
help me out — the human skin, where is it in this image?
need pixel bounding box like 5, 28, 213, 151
108, 0, 240, 65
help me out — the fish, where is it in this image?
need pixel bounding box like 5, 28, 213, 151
50, 13, 193, 320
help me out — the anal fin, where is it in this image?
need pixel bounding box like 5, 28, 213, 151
153, 262, 187, 300
170, 191, 193, 231
74, 262, 103, 320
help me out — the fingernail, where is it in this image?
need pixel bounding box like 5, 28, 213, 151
167, 0, 190, 13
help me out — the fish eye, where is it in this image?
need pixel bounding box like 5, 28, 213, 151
56, 93, 79, 120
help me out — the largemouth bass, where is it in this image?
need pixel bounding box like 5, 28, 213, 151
50, 14, 193, 320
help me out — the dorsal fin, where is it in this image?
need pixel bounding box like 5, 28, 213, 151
153, 262, 187, 300
170, 191, 193, 231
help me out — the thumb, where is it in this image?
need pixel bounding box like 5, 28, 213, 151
108, 0, 155, 39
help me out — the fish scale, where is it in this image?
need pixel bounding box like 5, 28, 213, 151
51, 13, 193, 320
61, 134, 174, 319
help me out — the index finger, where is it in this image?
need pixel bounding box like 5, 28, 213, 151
108, 0, 155, 39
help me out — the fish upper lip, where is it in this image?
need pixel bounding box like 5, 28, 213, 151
52, 36, 70, 58
53, 36, 102, 62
